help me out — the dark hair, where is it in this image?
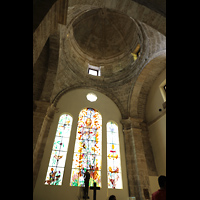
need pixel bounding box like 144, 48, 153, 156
158, 175, 166, 188
109, 195, 116, 200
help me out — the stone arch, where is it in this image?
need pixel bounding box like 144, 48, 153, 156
129, 50, 166, 121
51, 85, 127, 119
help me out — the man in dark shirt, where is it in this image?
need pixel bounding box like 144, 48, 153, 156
152, 175, 166, 200
83, 170, 90, 199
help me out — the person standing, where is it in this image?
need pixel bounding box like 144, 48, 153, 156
152, 175, 166, 200
83, 170, 90, 199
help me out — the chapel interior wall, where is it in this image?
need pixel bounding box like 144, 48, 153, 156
33, 88, 129, 200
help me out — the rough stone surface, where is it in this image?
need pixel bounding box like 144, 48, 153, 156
33, 0, 166, 198
72, 8, 139, 60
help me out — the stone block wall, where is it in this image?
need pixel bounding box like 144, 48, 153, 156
33, 1, 165, 198
122, 118, 157, 199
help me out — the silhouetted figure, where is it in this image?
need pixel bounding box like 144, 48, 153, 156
152, 175, 166, 200
109, 195, 116, 200
83, 170, 90, 199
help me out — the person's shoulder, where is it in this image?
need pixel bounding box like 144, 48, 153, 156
152, 190, 160, 197
152, 189, 166, 197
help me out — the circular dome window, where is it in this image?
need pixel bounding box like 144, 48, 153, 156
86, 93, 97, 102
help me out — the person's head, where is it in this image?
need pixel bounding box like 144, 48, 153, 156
158, 175, 166, 189
109, 195, 116, 200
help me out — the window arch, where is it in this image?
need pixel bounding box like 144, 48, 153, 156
44, 113, 73, 185
70, 108, 102, 187
107, 121, 122, 189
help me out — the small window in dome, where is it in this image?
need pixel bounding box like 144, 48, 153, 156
86, 93, 97, 102
88, 64, 101, 76
88, 68, 98, 76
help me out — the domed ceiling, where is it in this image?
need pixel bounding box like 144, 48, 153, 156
72, 8, 140, 61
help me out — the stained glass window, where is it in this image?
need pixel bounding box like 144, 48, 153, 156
44, 114, 73, 185
70, 108, 102, 187
107, 121, 122, 189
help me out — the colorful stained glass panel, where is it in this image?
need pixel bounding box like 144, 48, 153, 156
90, 170, 101, 187
45, 167, 65, 185
107, 121, 122, 189
56, 126, 71, 138
70, 108, 102, 187
44, 114, 73, 185
52, 137, 69, 151
107, 171, 122, 189
48, 151, 67, 167
70, 168, 79, 186
107, 143, 120, 158
114, 173, 122, 189
107, 135, 119, 144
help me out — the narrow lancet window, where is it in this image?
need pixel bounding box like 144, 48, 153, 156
44, 114, 73, 185
107, 121, 122, 189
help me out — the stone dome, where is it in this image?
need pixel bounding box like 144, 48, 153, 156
72, 8, 140, 61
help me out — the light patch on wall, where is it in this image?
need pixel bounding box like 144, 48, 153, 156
131, 44, 140, 61
159, 79, 166, 102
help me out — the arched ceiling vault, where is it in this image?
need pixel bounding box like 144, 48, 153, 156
68, 0, 166, 36
33, 0, 166, 120
129, 51, 166, 121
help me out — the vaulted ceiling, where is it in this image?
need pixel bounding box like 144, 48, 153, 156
33, 0, 166, 121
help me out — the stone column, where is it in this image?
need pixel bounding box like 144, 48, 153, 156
121, 118, 140, 199
121, 117, 152, 200
33, 103, 57, 191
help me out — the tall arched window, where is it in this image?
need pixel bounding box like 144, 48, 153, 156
107, 121, 122, 189
44, 114, 73, 185
70, 108, 102, 187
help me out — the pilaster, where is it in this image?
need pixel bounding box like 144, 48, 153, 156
33, 101, 51, 151
33, 103, 57, 191
121, 117, 152, 200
